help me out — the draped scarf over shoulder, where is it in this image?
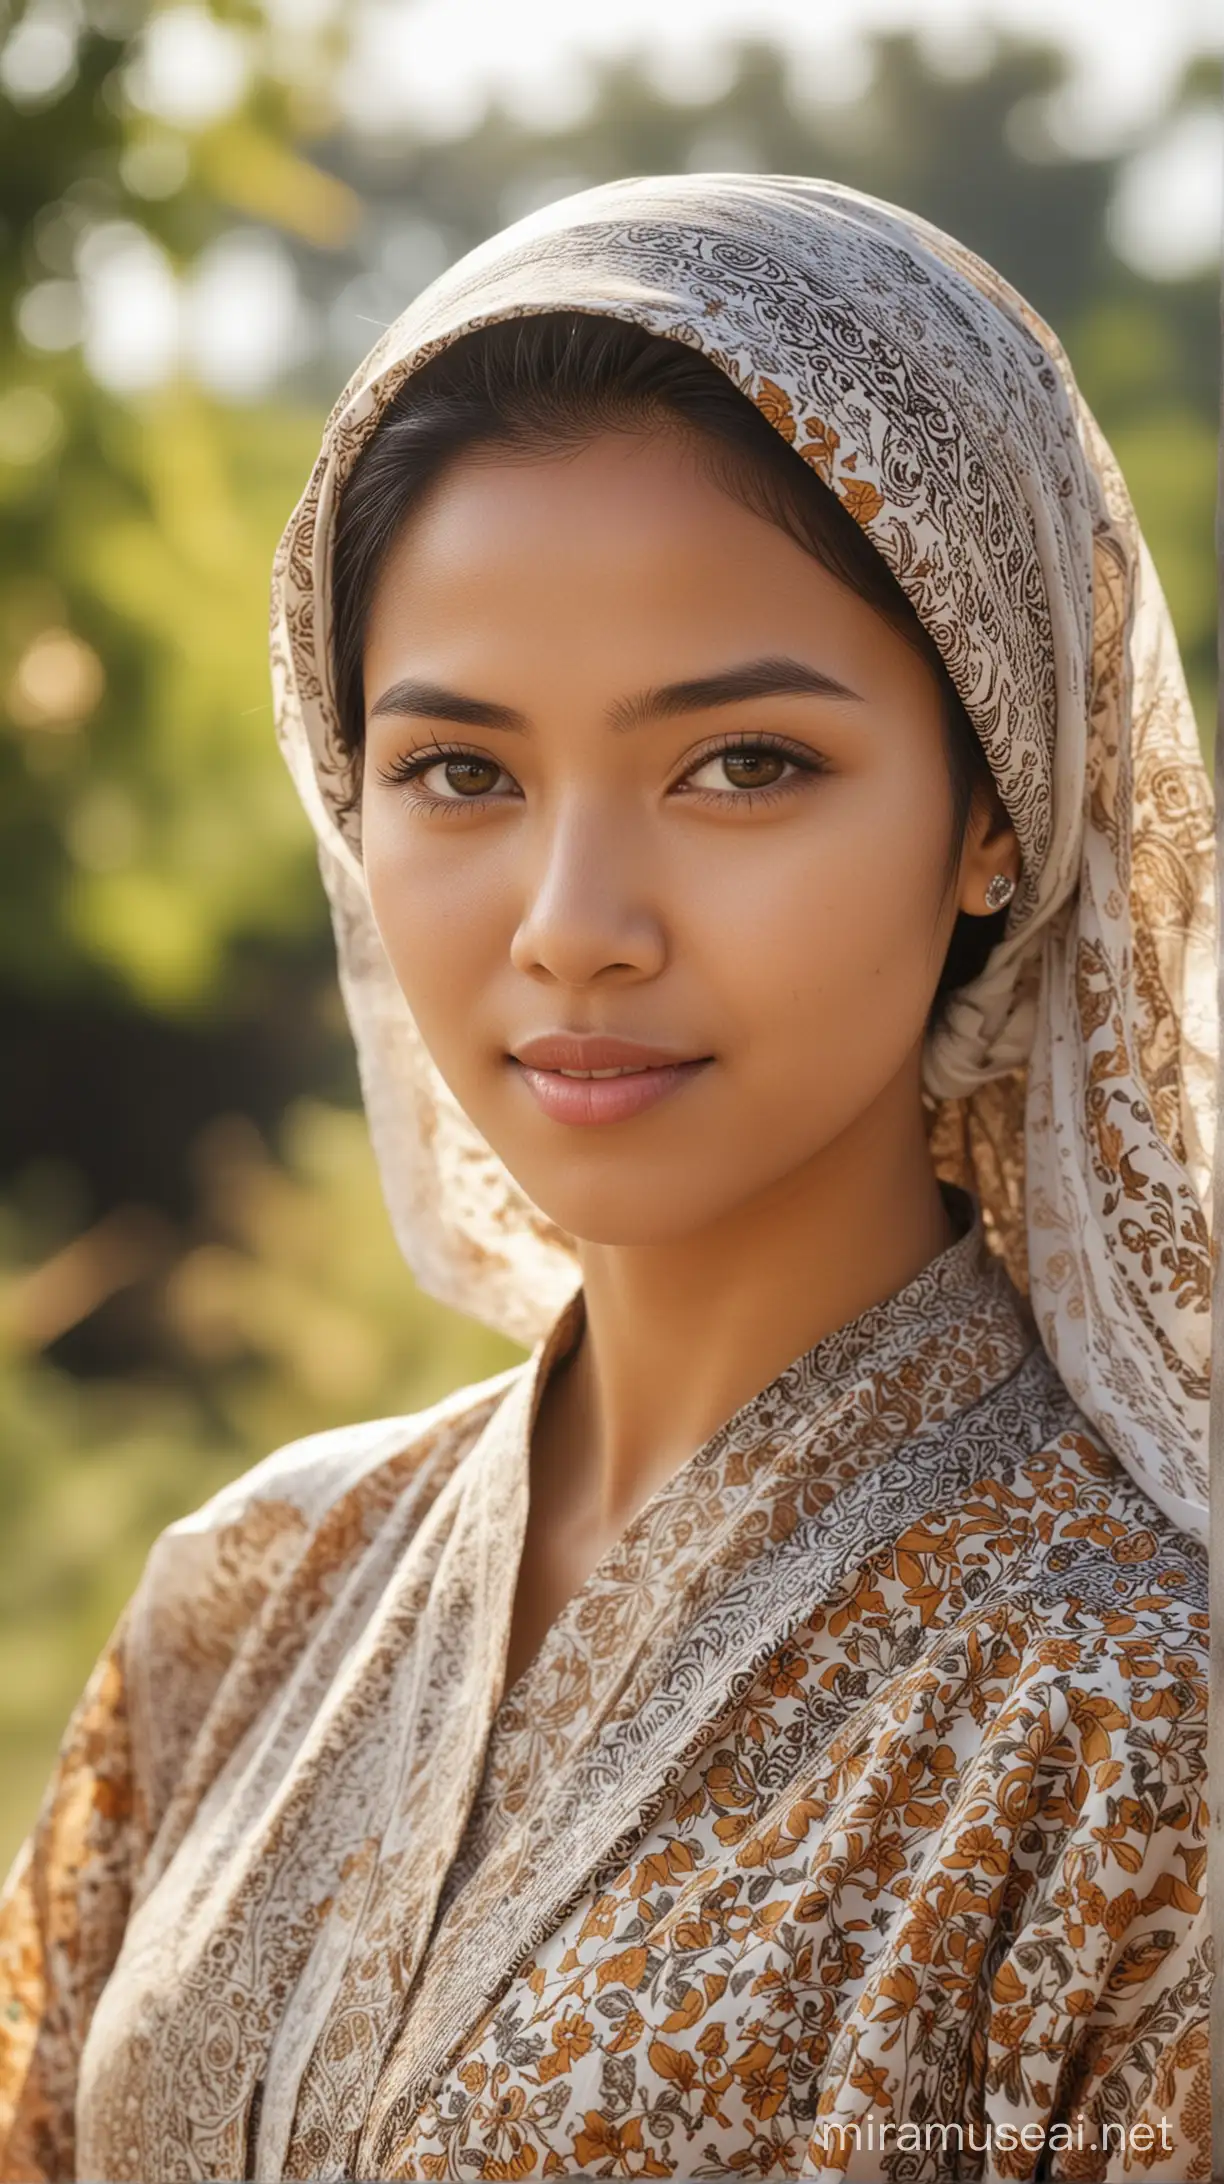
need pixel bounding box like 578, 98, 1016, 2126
1, 173, 1216, 2184
269, 173, 1215, 1543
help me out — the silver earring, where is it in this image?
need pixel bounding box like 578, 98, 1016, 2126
984, 872, 1016, 911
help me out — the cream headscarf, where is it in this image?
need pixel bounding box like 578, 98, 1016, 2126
270, 174, 1215, 1544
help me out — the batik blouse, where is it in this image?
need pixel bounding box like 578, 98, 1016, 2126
0, 1185, 1210, 2182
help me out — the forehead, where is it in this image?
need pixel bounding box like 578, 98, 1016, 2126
367, 428, 854, 623
362, 431, 945, 721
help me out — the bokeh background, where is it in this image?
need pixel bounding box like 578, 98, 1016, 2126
1, 0, 1220, 1868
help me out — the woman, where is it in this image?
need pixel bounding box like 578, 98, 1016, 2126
0, 176, 1214, 2181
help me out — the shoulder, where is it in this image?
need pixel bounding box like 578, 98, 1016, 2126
893, 1352, 1208, 1636
830, 1388, 1208, 1792
1007, 1403, 1208, 1631
175, 1357, 525, 1537
124, 1360, 526, 1841
915, 1407, 1208, 1894
851, 1410, 1209, 2001
135, 1363, 525, 1624
966, 1436, 1211, 2160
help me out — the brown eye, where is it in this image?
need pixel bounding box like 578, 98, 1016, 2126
439, 758, 502, 796
683, 744, 796, 795
677, 737, 827, 807
719, 750, 787, 789
374, 744, 519, 807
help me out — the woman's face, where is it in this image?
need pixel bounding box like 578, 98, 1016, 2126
360, 427, 1015, 1246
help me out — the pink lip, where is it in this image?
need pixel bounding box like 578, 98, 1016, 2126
512, 1033, 704, 1070
508, 1032, 714, 1126
511, 1056, 713, 1125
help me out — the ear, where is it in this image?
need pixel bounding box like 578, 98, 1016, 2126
955, 781, 1020, 919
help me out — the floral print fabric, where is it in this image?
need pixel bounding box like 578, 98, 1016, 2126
0, 1188, 1210, 2180
1, 172, 1215, 2183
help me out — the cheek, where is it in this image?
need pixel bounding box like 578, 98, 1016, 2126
686, 797, 945, 1055
362, 820, 505, 1031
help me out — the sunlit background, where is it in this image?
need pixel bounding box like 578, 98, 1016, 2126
1, 0, 1220, 1867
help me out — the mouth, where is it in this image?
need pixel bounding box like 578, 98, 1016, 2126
507, 1044, 714, 1126
546, 1063, 667, 1080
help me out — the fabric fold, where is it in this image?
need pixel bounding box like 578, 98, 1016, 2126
2, 169, 1214, 2184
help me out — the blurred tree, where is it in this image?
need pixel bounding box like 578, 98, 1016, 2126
0, 1, 1217, 1863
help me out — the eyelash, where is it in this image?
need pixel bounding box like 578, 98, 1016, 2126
375, 732, 831, 815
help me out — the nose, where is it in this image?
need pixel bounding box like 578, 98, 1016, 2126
508, 796, 666, 987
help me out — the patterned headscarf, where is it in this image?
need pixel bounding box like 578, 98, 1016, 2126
270, 174, 1215, 1543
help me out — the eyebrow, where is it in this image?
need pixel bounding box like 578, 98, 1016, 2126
368, 654, 862, 735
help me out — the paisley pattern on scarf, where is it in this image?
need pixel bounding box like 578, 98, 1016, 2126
0, 1190, 1210, 2182
267, 174, 1214, 1541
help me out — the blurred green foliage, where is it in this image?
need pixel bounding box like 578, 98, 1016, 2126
0, 2, 1217, 1869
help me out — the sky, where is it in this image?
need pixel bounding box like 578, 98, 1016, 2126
325, 0, 1224, 290
7, 0, 1222, 397
335, 0, 1221, 150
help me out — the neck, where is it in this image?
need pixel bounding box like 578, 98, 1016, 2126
535, 1064, 961, 1538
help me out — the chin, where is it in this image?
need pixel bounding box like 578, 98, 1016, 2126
529, 1204, 702, 1249
494, 1160, 744, 1251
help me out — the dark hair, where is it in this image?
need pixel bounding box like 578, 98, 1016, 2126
331, 312, 1009, 1036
